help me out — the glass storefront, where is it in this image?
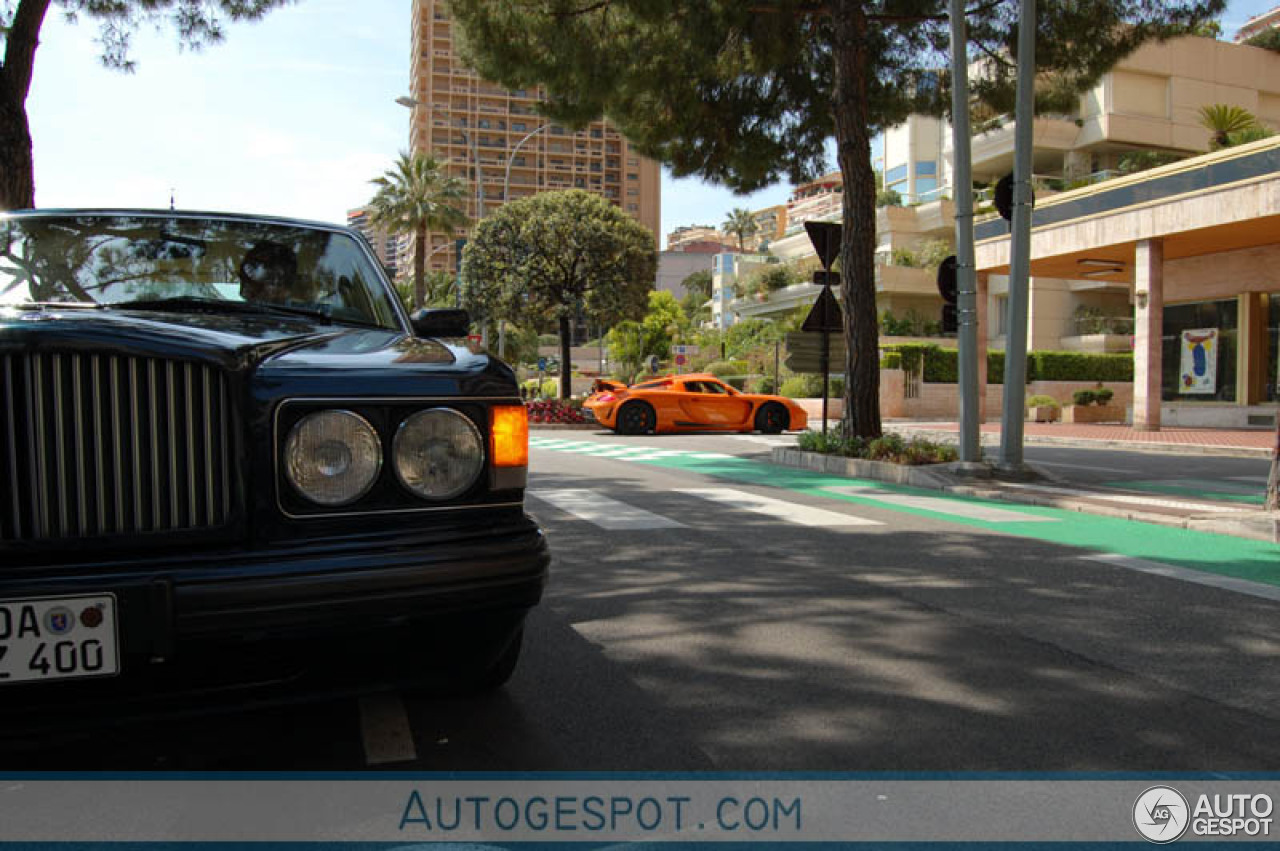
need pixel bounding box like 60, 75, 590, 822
1161, 299, 1238, 402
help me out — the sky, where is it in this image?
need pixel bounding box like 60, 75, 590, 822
23, 0, 1279, 250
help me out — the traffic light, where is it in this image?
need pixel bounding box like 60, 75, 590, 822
942, 304, 958, 335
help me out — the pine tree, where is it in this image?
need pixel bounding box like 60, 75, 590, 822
447, 0, 1223, 437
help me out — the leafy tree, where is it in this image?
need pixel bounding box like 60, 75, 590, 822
393, 268, 460, 312
681, 268, 712, 302
606, 320, 647, 381
0, 0, 295, 210
1245, 27, 1280, 53
722, 207, 758, 252
1198, 104, 1263, 150
640, 289, 688, 361
368, 152, 469, 311
679, 268, 713, 322
449, 0, 1222, 438
462, 189, 656, 398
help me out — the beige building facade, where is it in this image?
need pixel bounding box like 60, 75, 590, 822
975, 138, 1280, 428
407, 0, 662, 274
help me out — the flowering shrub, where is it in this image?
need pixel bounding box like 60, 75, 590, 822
796, 425, 957, 465
526, 399, 589, 425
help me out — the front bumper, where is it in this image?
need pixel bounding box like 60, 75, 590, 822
0, 516, 549, 716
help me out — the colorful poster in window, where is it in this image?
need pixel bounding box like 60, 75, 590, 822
1180, 328, 1217, 394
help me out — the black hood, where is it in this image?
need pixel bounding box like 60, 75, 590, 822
0, 307, 503, 396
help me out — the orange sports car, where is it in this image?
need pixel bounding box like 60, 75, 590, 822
583, 373, 808, 435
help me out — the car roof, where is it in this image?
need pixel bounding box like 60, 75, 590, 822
0, 208, 356, 235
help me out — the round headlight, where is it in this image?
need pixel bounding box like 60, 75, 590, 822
393, 408, 484, 500
284, 410, 382, 506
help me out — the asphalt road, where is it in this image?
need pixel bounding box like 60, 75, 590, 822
4, 429, 1279, 771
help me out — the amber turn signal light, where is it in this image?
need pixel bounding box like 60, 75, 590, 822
490, 405, 529, 468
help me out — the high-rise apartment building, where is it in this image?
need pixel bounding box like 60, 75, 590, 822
407, 0, 662, 275
346, 207, 399, 280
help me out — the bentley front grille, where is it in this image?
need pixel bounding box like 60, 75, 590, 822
1, 353, 234, 542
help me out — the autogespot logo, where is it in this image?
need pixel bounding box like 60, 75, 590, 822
1134, 786, 1190, 844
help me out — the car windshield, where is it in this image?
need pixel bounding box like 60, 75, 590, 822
0, 214, 404, 330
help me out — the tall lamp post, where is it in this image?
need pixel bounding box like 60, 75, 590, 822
395, 95, 485, 220
503, 124, 549, 204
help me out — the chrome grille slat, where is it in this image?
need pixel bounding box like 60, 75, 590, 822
30, 354, 49, 538
72, 354, 88, 536
1, 352, 232, 543
4, 356, 22, 538
92, 355, 106, 535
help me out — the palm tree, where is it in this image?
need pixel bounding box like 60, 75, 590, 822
368, 152, 469, 310
1197, 105, 1262, 150
723, 207, 758, 253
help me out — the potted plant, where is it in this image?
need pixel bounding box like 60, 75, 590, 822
1063, 386, 1125, 423
1025, 394, 1061, 423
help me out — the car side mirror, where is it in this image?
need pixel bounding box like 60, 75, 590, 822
410, 308, 470, 338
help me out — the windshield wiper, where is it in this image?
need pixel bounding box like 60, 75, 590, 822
8, 301, 104, 311
107, 296, 338, 325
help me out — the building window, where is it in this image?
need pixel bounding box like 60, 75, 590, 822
627, 173, 639, 181
512, 122, 527, 132
916, 161, 937, 177
885, 164, 908, 184
1161, 299, 1238, 402
915, 177, 938, 195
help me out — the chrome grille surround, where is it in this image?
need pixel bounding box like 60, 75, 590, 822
1, 352, 233, 543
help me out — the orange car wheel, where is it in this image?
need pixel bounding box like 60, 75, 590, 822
616, 400, 656, 435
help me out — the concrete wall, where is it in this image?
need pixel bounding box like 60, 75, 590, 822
876, 375, 1135, 421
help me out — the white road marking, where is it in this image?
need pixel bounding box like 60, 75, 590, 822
625, 450, 695, 460
726, 435, 791, 446
823, 485, 1057, 523
1080, 554, 1280, 603
1001, 482, 1249, 513
679, 487, 882, 527
688, 452, 735, 460
529, 489, 687, 529
358, 693, 417, 766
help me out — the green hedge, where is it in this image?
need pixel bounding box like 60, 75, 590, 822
882, 345, 1131, 384
780, 374, 844, 398
1026, 351, 1133, 382
703, 359, 749, 378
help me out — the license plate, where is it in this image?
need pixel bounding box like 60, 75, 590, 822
0, 594, 120, 684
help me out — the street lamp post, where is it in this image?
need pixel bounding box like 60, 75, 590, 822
396, 95, 485, 220
503, 124, 549, 204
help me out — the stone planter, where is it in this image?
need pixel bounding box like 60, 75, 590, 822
1062, 403, 1126, 424
1026, 405, 1060, 423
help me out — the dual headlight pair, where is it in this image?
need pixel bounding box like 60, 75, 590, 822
283, 407, 487, 507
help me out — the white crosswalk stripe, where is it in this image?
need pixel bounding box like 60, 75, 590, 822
678, 487, 882, 527
529, 489, 687, 530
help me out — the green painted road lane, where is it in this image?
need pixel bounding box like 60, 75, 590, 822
529, 438, 1280, 588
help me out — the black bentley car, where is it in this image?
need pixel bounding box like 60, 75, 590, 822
0, 210, 549, 715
